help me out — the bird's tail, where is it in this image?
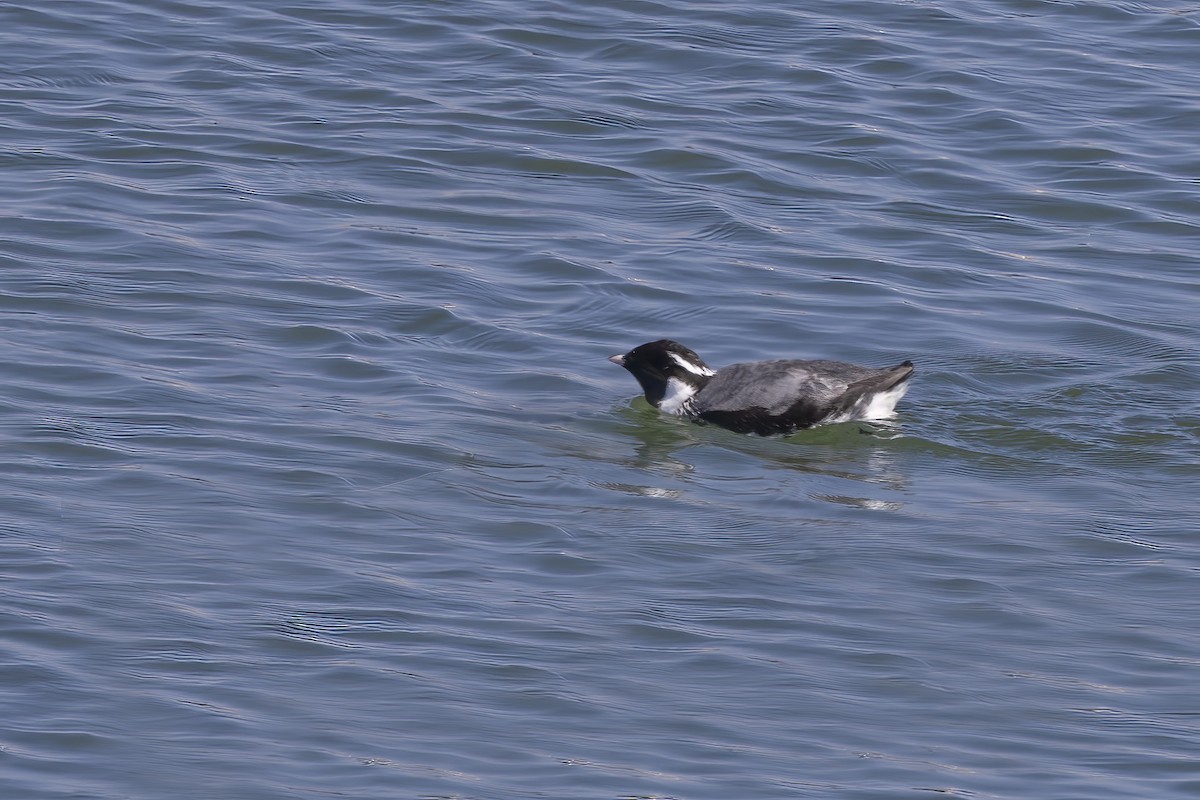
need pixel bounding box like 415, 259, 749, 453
834, 361, 915, 421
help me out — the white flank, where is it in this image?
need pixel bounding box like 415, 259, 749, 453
668, 352, 715, 377
658, 377, 699, 415
822, 383, 910, 425
861, 383, 910, 420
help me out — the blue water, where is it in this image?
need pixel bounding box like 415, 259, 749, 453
2, 1, 1198, 798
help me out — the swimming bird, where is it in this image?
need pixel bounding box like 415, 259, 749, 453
609, 339, 914, 435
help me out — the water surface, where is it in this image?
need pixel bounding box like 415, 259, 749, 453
2, 1, 1198, 798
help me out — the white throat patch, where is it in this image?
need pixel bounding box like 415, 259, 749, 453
668, 352, 715, 377
658, 377, 699, 415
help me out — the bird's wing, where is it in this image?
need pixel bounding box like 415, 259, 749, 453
696, 360, 873, 416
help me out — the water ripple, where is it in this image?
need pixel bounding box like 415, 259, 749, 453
3, 0, 1199, 798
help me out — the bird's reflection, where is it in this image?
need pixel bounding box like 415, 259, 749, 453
601, 400, 912, 510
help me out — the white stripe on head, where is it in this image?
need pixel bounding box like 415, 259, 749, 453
668, 352, 715, 377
